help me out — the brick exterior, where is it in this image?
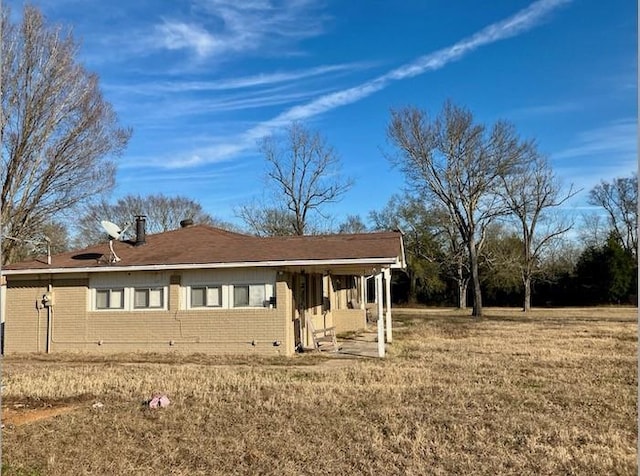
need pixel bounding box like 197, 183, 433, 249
5, 270, 370, 355
3, 227, 404, 356
5, 271, 295, 356
5, 277, 89, 353
332, 309, 366, 334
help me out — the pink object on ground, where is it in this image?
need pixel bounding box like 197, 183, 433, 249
148, 394, 170, 408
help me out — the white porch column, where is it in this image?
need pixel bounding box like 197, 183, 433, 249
375, 272, 385, 357
384, 268, 392, 343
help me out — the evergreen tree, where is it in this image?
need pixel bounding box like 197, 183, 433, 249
574, 233, 637, 305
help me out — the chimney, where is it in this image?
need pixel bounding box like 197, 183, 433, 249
135, 215, 146, 246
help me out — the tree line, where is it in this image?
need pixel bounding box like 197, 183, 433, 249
1, 5, 636, 313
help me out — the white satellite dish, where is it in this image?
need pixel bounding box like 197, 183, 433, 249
100, 220, 125, 262
101, 220, 123, 240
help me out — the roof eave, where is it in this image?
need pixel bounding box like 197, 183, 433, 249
3, 257, 403, 276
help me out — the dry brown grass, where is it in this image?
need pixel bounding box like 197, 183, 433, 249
1, 307, 636, 475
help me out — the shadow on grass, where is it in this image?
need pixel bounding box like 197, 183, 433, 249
392, 307, 637, 327
2, 351, 330, 368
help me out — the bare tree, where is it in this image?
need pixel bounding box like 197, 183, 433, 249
577, 212, 609, 250
337, 215, 368, 234
433, 206, 470, 309
74, 194, 230, 247
5, 220, 68, 263
241, 122, 353, 236
235, 202, 297, 237
499, 153, 576, 311
370, 194, 446, 304
588, 173, 637, 258
387, 102, 530, 317
480, 224, 525, 301
0, 5, 130, 264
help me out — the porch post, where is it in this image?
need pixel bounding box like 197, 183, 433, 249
375, 272, 385, 357
384, 267, 392, 343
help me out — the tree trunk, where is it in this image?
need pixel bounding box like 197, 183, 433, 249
458, 279, 468, 310
469, 244, 483, 317
409, 271, 418, 304
456, 262, 467, 309
522, 274, 531, 312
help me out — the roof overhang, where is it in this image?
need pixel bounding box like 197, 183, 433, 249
3, 257, 404, 277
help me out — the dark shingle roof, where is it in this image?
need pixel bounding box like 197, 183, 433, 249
5, 225, 405, 272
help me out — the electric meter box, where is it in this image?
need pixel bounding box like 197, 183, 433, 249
42, 292, 54, 307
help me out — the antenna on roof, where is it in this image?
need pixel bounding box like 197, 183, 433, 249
100, 220, 129, 263
2, 234, 51, 265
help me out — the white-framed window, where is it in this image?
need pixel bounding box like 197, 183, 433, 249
90, 272, 169, 312
233, 284, 266, 308
134, 287, 165, 309
190, 286, 222, 308
91, 286, 167, 311
179, 269, 276, 311
95, 288, 124, 310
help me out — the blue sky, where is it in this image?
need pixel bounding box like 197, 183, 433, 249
7, 0, 637, 228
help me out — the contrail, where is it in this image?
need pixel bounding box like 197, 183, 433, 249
167, 0, 571, 168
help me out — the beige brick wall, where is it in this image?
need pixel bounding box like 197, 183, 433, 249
310, 274, 365, 336
5, 272, 295, 356
85, 307, 287, 355
50, 278, 90, 352
301, 273, 366, 347
332, 309, 366, 334
5, 277, 89, 353
6, 278, 49, 353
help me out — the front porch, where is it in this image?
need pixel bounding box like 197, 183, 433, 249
289, 266, 394, 357
334, 327, 383, 358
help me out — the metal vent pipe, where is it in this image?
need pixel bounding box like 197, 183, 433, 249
135, 215, 146, 246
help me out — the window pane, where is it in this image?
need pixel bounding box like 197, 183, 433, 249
234, 285, 249, 307
149, 289, 163, 308
249, 285, 265, 307
207, 287, 221, 307
96, 290, 109, 309
134, 289, 148, 308
191, 287, 205, 307
111, 289, 124, 309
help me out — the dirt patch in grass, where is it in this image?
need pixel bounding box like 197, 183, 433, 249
2, 395, 94, 427
3, 404, 78, 427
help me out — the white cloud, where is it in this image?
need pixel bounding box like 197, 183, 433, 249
105, 63, 367, 96
155, 21, 220, 58
240, 0, 574, 151
148, 0, 328, 59
507, 102, 581, 119
261, 0, 572, 126
552, 118, 637, 198
116, 84, 337, 127
198, 0, 326, 41
152, 0, 572, 168
553, 119, 637, 161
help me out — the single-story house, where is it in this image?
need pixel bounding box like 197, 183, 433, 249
2, 217, 405, 356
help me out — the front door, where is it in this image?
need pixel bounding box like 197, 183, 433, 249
292, 273, 306, 350
292, 272, 325, 350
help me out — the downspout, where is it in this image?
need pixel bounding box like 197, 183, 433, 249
46, 282, 52, 354
36, 307, 40, 352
